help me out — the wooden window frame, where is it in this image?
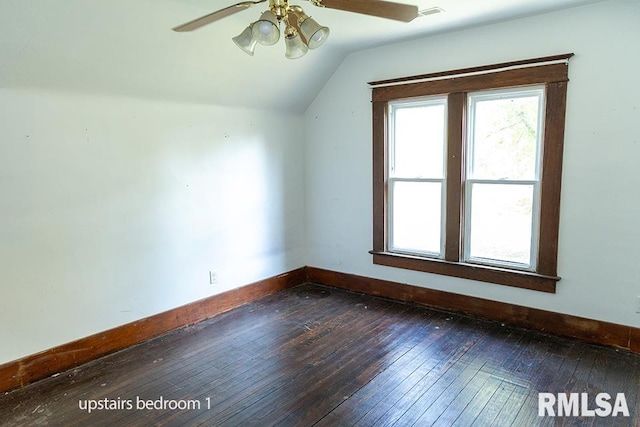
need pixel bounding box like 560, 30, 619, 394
369, 54, 573, 293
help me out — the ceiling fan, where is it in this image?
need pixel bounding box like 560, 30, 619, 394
173, 0, 423, 59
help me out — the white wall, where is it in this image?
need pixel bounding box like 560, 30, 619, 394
305, 0, 640, 327
0, 89, 306, 363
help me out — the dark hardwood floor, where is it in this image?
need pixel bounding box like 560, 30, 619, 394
1, 283, 639, 426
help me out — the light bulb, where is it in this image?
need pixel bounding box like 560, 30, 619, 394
257, 21, 273, 36
299, 17, 329, 49
251, 11, 280, 46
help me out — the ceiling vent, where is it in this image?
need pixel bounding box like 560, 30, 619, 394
418, 6, 443, 17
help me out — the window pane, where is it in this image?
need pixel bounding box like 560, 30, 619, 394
391, 181, 442, 254
467, 183, 534, 265
470, 92, 541, 180
393, 103, 445, 178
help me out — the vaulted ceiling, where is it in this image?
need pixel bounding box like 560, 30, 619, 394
0, 0, 602, 111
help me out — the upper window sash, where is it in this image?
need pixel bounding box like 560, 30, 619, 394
388, 97, 447, 180
466, 87, 546, 182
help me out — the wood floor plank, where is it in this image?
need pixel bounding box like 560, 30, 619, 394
365, 322, 491, 426
420, 330, 530, 426
195, 296, 422, 425
510, 341, 585, 427
1, 283, 640, 426
173, 292, 401, 426
350, 316, 485, 426
391, 326, 524, 426
436, 329, 528, 426
476, 335, 563, 426
64, 295, 335, 426
266, 307, 439, 426
200, 300, 402, 421
314, 312, 454, 426
122, 288, 377, 427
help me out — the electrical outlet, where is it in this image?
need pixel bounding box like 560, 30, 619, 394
209, 270, 217, 285
636, 296, 640, 314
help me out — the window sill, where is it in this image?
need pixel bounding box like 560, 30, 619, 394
370, 251, 559, 293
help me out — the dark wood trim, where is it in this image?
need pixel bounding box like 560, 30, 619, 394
537, 81, 568, 276
306, 266, 640, 354
371, 54, 570, 292
372, 101, 388, 253
3, 264, 636, 397
368, 53, 574, 87
0, 267, 306, 394
371, 251, 558, 293
631, 328, 640, 354
372, 63, 570, 103
444, 92, 465, 262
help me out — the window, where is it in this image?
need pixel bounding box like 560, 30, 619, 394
370, 54, 573, 293
389, 97, 447, 256
464, 87, 544, 269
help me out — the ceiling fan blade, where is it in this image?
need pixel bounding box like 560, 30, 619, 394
173, 0, 266, 32
314, 0, 418, 22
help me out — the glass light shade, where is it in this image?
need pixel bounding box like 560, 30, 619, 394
232, 26, 258, 56
284, 32, 308, 59
251, 11, 280, 46
300, 17, 329, 49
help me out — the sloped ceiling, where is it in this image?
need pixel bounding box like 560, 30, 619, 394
0, 0, 602, 112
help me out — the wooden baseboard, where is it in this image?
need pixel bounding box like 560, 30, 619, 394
0, 267, 306, 394
4, 265, 638, 394
306, 266, 640, 354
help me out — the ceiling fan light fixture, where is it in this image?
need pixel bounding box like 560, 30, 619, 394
284, 27, 308, 59
173, 0, 421, 59
232, 25, 258, 56
298, 16, 329, 49
251, 10, 280, 45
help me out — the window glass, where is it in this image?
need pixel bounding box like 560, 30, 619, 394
390, 181, 442, 255
469, 92, 541, 180
392, 102, 446, 179
467, 183, 534, 266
